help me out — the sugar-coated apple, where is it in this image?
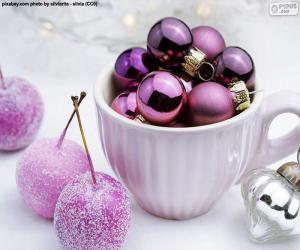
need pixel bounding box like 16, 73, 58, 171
0, 68, 44, 151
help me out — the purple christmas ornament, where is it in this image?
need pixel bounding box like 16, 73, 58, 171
147, 17, 193, 69
213, 46, 255, 89
114, 47, 157, 89
111, 89, 138, 119
187, 82, 235, 126
192, 26, 225, 60
137, 71, 186, 125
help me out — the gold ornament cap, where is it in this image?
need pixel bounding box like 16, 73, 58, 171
134, 114, 149, 124
182, 47, 214, 81
277, 162, 300, 192
228, 81, 251, 112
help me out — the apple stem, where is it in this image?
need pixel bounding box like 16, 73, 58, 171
0, 66, 4, 89
72, 95, 97, 185
56, 92, 86, 148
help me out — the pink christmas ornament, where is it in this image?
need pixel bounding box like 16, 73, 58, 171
54, 95, 131, 250
187, 82, 235, 126
191, 26, 225, 60
137, 71, 186, 125
0, 68, 44, 151
16, 93, 89, 219
111, 88, 138, 119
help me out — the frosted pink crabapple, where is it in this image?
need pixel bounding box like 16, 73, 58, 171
0, 67, 44, 151
54, 95, 131, 250
16, 93, 90, 219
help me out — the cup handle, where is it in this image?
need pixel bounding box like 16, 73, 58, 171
253, 91, 300, 168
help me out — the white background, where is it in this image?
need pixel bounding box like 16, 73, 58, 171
1, 2, 300, 250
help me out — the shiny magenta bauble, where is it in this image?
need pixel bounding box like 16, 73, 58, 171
213, 46, 255, 89
114, 47, 157, 89
111, 89, 138, 119
147, 17, 193, 69
137, 71, 186, 125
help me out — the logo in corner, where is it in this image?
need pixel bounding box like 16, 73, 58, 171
269, 1, 299, 16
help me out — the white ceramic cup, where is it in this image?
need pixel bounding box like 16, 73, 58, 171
94, 65, 300, 220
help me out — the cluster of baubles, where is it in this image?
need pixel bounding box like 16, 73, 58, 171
112, 17, 255, 127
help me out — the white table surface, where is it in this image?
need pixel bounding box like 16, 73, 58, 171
1, 6, 300, 250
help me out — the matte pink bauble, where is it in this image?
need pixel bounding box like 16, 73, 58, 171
54, 172, 131, 250
0, 71, 44, 151
16, 138, 89, 218
187, 82, 235, 126
191, 26, 225, 60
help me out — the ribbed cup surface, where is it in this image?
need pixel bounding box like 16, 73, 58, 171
96, 105, 262, 219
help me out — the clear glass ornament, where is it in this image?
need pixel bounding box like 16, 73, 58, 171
241, 162, 300, 243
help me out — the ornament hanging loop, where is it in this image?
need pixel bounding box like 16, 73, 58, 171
198, 61, 215, 82
182, 47, 214, 81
